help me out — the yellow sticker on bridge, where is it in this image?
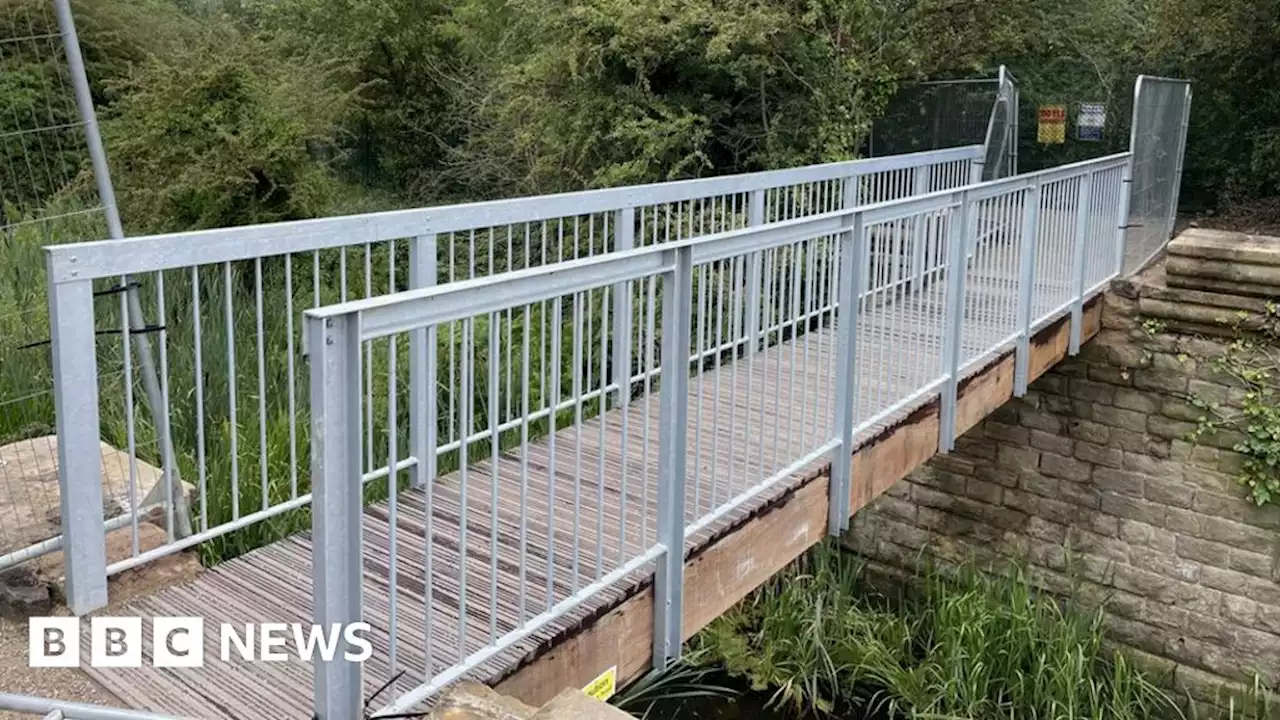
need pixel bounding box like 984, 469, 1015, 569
582, 665, 617, 701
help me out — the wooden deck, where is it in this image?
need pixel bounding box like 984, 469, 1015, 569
79, 255, 1088, 719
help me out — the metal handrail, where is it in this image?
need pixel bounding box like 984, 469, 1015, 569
305, 151, 1132, 718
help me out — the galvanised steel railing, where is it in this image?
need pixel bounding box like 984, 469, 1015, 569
304, 151, 1131, 718
40, 146, 981, 612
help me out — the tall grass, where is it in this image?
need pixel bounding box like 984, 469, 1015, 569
697, 544, 1180, 720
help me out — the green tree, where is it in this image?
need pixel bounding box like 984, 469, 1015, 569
102, 27, 359, 232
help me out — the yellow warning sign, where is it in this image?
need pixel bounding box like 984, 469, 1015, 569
582, 665, 618, 701
1038, 105, 1066, 144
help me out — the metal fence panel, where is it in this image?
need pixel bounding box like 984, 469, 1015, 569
871, 67, 1020, 182
0, 0, 122, 587
1123, 76, 1192, 273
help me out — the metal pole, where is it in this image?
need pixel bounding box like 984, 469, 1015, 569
1069, 172, 1094, 355
612, 208, 635, 403
409, 234, 438, 490
1, 691, 190, 720
1013, 179, 1042, 397
828, 203, 864, 536
938, 191, 972, 454
47, 277, 108, 614
53, 0, 190, 538
653, 247, 692, 670
308, 311, 364, 720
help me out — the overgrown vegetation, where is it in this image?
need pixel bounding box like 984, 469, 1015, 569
1189, 304, 1280, 506
670, 544, 1272, 720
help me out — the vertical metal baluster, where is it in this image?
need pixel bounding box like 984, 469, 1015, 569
710, 256, 725, 511
340, 248, 347, 302
547, 295, 561, 610
365, 244, 374, 474
224, 262, 239, 520
802, 235, 817, 446
387, 242, 401, 674
583, 218, 594, 397
459, 317, 472, 658
388, 330, 400, 674
192, 267, 208, 531
728, 252, 745, 501
596, 284, 608, 579
121, 274, 139, 554
518, 303, 531, 625
285, 257, 297, 499
488, 312, 499, 644
507, 227, 514, 425
788, 239, 802, 455
255, 258, 268, 511
571, 292, 583, 594
693, 253, 708, 517
449, 234, 457, 445
756, 247, 770, 476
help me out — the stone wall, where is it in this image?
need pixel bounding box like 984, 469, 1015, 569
846, 229, 1280, 710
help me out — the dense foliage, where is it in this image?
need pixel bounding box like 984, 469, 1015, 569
693, 545, 1271, 719
5, 0, 1276, 233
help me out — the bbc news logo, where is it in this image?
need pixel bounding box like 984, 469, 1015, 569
29, 617, 372, 668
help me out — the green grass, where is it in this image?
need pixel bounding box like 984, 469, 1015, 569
696, 544, 1182, 720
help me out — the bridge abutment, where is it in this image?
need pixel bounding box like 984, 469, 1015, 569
848, 229, 1280, 713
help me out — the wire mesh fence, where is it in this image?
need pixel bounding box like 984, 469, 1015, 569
0, 0, 113, 572
1124, 76, 1192, 273
869, 80, 999, 158
870, 70, 1019, 183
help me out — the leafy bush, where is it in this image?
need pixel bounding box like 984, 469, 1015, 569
101, 27, 359, 232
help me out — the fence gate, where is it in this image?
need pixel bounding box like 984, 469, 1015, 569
1123, 75, 1192, 273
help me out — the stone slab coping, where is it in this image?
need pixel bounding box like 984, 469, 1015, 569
1168, 228, 1280, 266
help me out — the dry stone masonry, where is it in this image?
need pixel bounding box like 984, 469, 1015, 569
847, 228, 1280, 712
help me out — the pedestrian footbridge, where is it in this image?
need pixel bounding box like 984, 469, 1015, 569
6, 75, 1190, 719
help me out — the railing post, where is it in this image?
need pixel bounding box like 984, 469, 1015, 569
308, 311, 364, 720
1014, 179, 1043, 397
744, 189, 765, 352
939, 191, 972, 454
1069, 172, 1094, 355
409, 234, 438, 489
829, 206, 865, 536
1115, 157, 1134, 277
909, 165, 931, 295
47, 274, 108, 615
612, 208, 635, 405
653, 246, 693, 670
1166, 84, 1193, 244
